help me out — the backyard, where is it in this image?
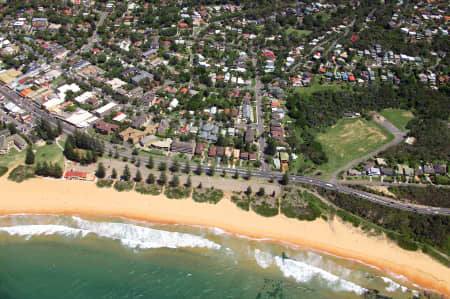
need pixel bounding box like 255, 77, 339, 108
313, 118, 394, 179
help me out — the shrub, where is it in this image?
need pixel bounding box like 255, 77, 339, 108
113, 181, 134, 192
135, 182, 162, 195
164, 186, 191, 199
96, 179, 114, 188
192, 188, 224, 204
8, 165, 35, 183
0, 166, 8, 177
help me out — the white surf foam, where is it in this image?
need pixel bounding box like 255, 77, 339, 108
380, 276, 408, 293
254, 249, 274, 269
71, 216, 221, 250
0, 217, 222, 250
274, 256, 367, 295
0, 225, 90, 240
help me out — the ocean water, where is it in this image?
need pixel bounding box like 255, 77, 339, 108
0, 215, 426, 299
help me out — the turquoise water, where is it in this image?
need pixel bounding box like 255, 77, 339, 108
0, 215, 426, 298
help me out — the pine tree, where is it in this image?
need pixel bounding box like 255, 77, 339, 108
257, 187, 265, 197
159, 171, 167, 186
136, 158, 141, 168
195, 163, 202, 175
170, 160, 180, 173
246, 186, 252, 196
222, 169, 226, 177
245, 169, 251, 180
96, 162, 106, 178
233, 169, 239, 179
158, 162, 167, 171
122, 165, 131, 181
146, 156, 154, 169
134, 169, 142, 182
186, 175, 192, 187
281, 172, 289, 185
111, 168, 117, 179
25, 146, 35, 165
146, 173, 155, 184
170, 174, 179, 187
184, 161, 191, 174
208, 164, 215, 176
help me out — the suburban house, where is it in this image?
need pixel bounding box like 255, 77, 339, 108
119, 127, 146, 144
130, 114, 150, 128
94, 120, 119, 135
170, 139, 195, 154
0, 133, 27, 154
195, 142, 206, 156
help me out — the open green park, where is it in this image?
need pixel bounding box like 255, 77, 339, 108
312, 118, 394, 179
379, 108, 414, 132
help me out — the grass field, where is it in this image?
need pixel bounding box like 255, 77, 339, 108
0, 148, 26, 168
379, 109, 414, 132
314, 118, 394, 179
286, 28, 312, 38
35, 144, 65, 169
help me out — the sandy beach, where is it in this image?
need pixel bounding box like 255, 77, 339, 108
0, 176, 449, 296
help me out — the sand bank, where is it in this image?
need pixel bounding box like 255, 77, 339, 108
0, 176, 449, 296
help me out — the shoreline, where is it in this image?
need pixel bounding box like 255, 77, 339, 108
0, 177, 449, 296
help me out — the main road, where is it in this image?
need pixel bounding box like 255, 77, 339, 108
1, 87, 449, 216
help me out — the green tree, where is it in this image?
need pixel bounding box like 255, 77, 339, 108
134, 169, 142, 182
246, 186, 252, 196
122, 165, 131, 181
25, 146, 35, 165
96, 162, 106, 178
257, 187, 265, 197
208, 164, 215, 176
159, 162, 167, 171
195, 163, 202, 175
146, 156, 154, 169
233, 169, 239, 179
146, 173, 155, 184
186, 175, 192, 187
159, 171, 167, 186
111, 168, 117, 179
281, 172, 289, 185
170, 160, 180, 173
170, 174, 180, 187
245, 169, 252, 180
184, 161, 191, 174
222, 169, 226, 177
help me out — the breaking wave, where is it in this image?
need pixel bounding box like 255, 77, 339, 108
0, 217, 221, 250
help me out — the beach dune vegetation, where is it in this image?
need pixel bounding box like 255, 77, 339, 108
135, 182, 162, 196
113, 180, 134, 192
164, 186, 191, 199
192, 188, 224, 204
0, 166, 8, 177
96, 179, 114, 188
8, 165, 35, 183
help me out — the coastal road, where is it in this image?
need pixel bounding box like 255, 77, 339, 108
330, 115, 406, 182
1, 87, 449, 216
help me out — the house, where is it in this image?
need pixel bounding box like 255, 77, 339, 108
347, 169, 362, 176
64, 171, 88, 180
245, 127, 255, 143
32, 17, 48, 28
157, 119, 170, 135
170, 139, 195, 154
249, 153, 257, 161
150, 36, 159, 49
381, 168, 394, 176
208, 146, 217, 157
0, 134, 27, 154
94, 102, 118, 117
94, 120, 119, 135
119, 127, 146, 144
367, 167, 381, 176
279, 152, 289, 162
233, 148, 240, 159
404, 167, 414, 177
424, 165, 435, 175
240, 152, 249, 160
130, 114, 150, 128
216, 146, 224, 157
195, 142, 206, 156
434, 164, 447, 175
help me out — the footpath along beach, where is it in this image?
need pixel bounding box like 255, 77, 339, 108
0, 176, 449, 296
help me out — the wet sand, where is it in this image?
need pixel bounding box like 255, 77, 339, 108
0, 176, 449, 296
